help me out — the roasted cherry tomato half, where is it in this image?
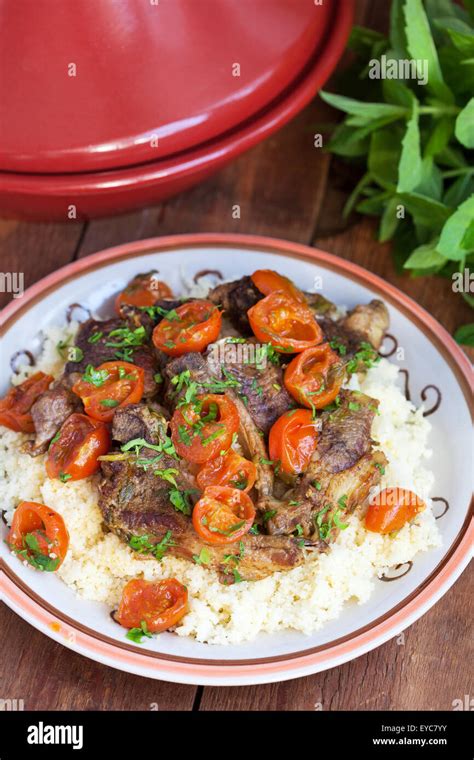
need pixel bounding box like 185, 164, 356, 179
152, 299, 221, 356
251, 269, 305, 303
115, 271, 173, 314
284, 343, 344, 409
46, 413, 110, 481
171, 394, 239, 464
365, 488, 426, 534
115, 578, 188, 633
269, 409, 318, 475
7, 501, 69, 571
0, 372, 53, 433
248, 291, 322, 353
72, 361, 144, 422
197, 451, 257, 492
192, 486, 255, 545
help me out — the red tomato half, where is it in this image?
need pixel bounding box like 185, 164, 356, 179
248, 291, 322, 353
171, 394, 239, 464
152, 300, 221, 356
46, 413, 110, 481
7, 501, 69, 571
284, 343, 343, 409
197, 451, 256, 492
269, 409, 318, 475
116, 578, 188, 633
72, 361, 144, 422
115, 272, 173, 314
251, 269, 306, 303
365, 488, 426, 534
192, 486, 255, 545
0, 372, 53, 433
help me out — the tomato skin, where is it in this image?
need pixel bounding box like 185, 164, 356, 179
7, 501, 69, 570
197, 451, 256, 492
72, 361, 144, 422
247, 291, 322, 353
46, 413, 110, 481
152, 300, 221, 356
284, 343, 343, 409
365, 488, 426, 534
251, 269, 305, 303
0, 372, 53, 433
269, 409, 318, 475
171, 394, 239, 464
115, 272, 173, 314
192, 486, 255, 545
116, 578, 188, 633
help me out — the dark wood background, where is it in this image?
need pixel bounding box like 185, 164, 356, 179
1, 1, 471, 710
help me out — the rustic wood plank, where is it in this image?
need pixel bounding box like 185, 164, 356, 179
199, 564, 473, 711
0, 603, 195, 711
0, 219, 84, 309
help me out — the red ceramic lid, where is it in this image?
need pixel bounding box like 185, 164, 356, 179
0, 0, 332, 174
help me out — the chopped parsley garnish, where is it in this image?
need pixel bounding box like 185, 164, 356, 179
87, 331, 103, 344
312, 480, 322, 491
11, 531, 60, 572
129, 531, 175, 561
82, 364, 110, 387
49, 430, 61, 447
329, 339, 347, 356
59, 471, 72, 483
105, 326, 146, 349
262, 509, 277, 524
100, 398, 119, 408
153, 467, 179, 487
153, 372, 163, 384
348, 402, 361, 411
140, 305, 180, 321
375, 462, 385, 475
126, 620, 153, 644
169, 488, 195, 516
293, 523, 303, 536
346, 342, 380, 375
249, 524, 260, 535
193, 547, 211, 565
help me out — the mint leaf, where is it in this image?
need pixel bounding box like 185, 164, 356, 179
397, 99, 422, 192
404, 239, 446, 269
455, 98, 474, 148
437, 195, 474, 259
454, 323, 474, 346
404, 0, 453, 103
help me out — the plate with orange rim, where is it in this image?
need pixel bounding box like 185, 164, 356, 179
0, 233, 472, 686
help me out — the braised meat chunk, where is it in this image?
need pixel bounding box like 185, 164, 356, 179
24, 379, 82, 456
208, 276, 262, 335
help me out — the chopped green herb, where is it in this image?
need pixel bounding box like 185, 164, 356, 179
262, 509, 277, 524
126, 620, 153, 644
100, 398, 119, 408
87, 331, 103, 344
59, 472, 72, 483
193, 547, 211, 565
82, 364, 110, 387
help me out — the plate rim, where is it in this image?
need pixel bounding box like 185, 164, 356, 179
1, 232, 472, 685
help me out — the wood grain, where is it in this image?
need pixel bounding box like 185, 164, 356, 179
1, 0, 471, 712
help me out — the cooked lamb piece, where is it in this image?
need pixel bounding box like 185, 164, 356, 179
98, 452, 306, 583
207, 341, 293, 434
64, 317, 159, 398
227, 390, 274, 500
265, 390, 387, 537
24, 378, 82, 456
319, 299, 389, 365
343, 300, 389, 350
163, 352, 219, 409
111, 403, 170, 445
116, 299, 185, 324
208, 276, 262, 335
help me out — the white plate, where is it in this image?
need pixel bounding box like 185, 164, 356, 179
0, 234, 472, 685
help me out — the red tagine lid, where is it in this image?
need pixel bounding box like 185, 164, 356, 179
0, 0, 332, 174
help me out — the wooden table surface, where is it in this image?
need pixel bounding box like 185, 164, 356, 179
1, 1, 472, 711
